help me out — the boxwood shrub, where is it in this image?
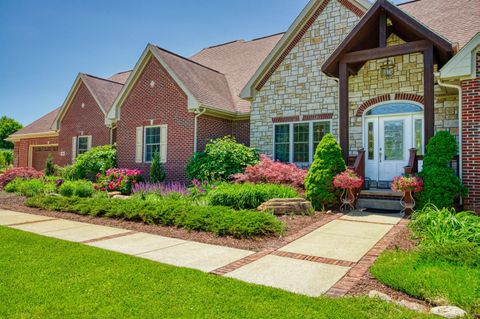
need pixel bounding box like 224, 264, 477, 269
207, 183, 300, 210
26, 195, 284, 238
58, 180, 94, 198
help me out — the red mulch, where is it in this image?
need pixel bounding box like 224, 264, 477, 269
0, 192, 335, 251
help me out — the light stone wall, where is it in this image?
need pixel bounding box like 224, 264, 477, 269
250, 0, 360, 155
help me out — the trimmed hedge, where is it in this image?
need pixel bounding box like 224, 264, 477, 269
4, 178, 55, 197
208, 183, 300, 210
26, 196, 285, 238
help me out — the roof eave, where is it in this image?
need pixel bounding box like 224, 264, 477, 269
6, 131, 59, 142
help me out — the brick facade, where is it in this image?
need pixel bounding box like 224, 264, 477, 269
461, 53, 480, 212
57, 82, 111, 166
13, 136, 59, 169
197, 116, 250, 151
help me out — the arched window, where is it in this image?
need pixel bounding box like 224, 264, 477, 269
366, 102, 423, 116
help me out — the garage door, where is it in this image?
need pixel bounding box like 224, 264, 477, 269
31, 146, 58, 171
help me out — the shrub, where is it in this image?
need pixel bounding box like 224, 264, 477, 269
0, 150, 13, 166
44, 154, 55, 176
149, 152, 166, 183
186, 136, 259, 181
410, 205, 480, 246
95, 168, 143, 195
418, 242, 480, 268
70, 145, 117, 180
0, 167, 43, 188
4, 178, 47, 197
26, 195, 285, 238
208, 183, 300, 210
132, 181, 188, 196
59, 180, 94, 198
232, 154, 307, 189
305, 134, 346, 210
417, 131, 466, 209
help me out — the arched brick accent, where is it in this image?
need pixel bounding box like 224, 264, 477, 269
355, 93, 424, 117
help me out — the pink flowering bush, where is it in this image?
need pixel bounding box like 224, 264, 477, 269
191, 178, 217, 198
0, 167, 44, 188
391, 175, 423, 193
333, 169, 363, 190
95, 168, 143, 195
231, 154, 307, 189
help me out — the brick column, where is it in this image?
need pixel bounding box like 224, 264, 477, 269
461, 53, 480, 212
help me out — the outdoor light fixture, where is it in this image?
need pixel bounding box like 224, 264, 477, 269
380, 58, 395, 78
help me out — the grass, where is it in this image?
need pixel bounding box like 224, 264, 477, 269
0, 226, 431, 319
371, 250, 480, 314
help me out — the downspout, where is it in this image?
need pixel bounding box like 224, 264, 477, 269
436, 73, 463, 183
193, 107, 206, 153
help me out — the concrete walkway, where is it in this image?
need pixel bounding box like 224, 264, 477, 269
0, 208, 403, 297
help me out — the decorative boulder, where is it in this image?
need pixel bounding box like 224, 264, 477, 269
257, 198, 314, 215
112, 194, 130, 200
430, 306, 467, 318
107, 191, 122, 198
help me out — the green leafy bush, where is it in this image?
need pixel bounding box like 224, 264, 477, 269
208, 183, 300, 210
149, 152, 166, 183
0, 150, 14, 166
305, 134, 346, 210
59, 180, 94, 198
44, 154, 55, 176
186, 136, 259, 181
70, 145, 117, 180
26, 195, 285, 238
4, 178, 48, 197
417, 131, 466, 209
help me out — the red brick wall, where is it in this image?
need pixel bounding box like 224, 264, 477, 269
116, 56, 194, 182
461, 53, 480, 213
13, 136, 59, 169
232, 119, 250, 146
197, 115, 233, 151
57, 82, 111, 166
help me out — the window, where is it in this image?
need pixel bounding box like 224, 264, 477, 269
366, 102, 423, 116
274, 120, 331, 164
274, 124, 290, 162
367, 122, 374, 160
144, 126, 161, 162
77, 136, 90, 155
414, 119, 423, 155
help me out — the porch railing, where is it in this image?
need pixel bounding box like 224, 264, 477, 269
404, 148, 460, 177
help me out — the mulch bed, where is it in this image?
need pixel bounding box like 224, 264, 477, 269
0, 192, 336, 251
347, 223, 430, 308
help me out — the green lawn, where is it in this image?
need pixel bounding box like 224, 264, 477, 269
371, 250, 480, 315
0, 226, 430, 319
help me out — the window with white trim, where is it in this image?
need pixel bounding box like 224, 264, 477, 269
144, 126, 161, 163
77, 136, 90, 155
274, 120, 331, 164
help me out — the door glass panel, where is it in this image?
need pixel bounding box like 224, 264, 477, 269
368, 122, 374, 160
367, 103, 423, 115
415, 119, 423, 155
293, 123, 309, 163
383, 120, 404, 161
274, 124, 290, 162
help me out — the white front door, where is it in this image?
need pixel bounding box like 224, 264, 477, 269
378, 117, 410, 180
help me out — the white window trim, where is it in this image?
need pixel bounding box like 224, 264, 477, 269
272, 119, 332, 165
143, 125, 161, 163
77, 135, 92, 155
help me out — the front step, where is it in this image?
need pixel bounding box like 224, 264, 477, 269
356, 188, 403, 213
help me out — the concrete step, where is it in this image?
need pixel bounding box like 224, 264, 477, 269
356, 198, 402, 212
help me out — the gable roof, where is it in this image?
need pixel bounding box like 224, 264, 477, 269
240, 0, 371, 99
6, 107, 60, 141
440, 32, 480, 80
108, 71, 132, 84
190, 33, 284, 113
322, 0, 454, 78
399, 0, 480, 49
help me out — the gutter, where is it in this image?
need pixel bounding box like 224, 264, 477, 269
193, 107, 206, 153
436, 73, 463, 182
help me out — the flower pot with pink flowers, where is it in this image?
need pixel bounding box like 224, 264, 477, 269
390, 175, 423, 214
333, 169, 364, 211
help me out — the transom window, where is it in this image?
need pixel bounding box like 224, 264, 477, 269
144, 126, 161, 162
77, 136, 90, 155
366, 102, 423, 116
274, 121, 331, 164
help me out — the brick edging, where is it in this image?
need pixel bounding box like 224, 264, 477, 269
271, 250, 355, 267
325, 218, 410, 297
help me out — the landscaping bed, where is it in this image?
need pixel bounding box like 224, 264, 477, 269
0, 192, 334, 251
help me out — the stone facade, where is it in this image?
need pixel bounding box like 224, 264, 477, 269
250, 0, 361, 156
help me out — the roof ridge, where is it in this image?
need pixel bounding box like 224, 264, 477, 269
207, 40, 244, 49
154, 45, 224, 75
251, 32, 286, 42
397, 0, 421, 6
82, 73, 124, 85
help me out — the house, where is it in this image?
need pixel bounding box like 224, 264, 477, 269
7, 0, 479, 210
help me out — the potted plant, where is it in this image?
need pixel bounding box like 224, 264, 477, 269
333, 169, 363, 211
390, 175, 423, 214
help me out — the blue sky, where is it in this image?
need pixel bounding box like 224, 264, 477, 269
0, 0, 406, 126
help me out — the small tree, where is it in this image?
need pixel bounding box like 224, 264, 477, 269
44, 153, 55, 176
0, 116, 23, 149
305, 133, 346, 211
417, 131, 466, 209
150, 152, 166, 183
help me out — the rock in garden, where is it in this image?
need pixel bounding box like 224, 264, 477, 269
257, 198, 314, 215
368, 290, 392, 302
112, 194, 130, 200
395, 300, 427, 312
107, 191, 122, 198
430, 306, 467, 318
